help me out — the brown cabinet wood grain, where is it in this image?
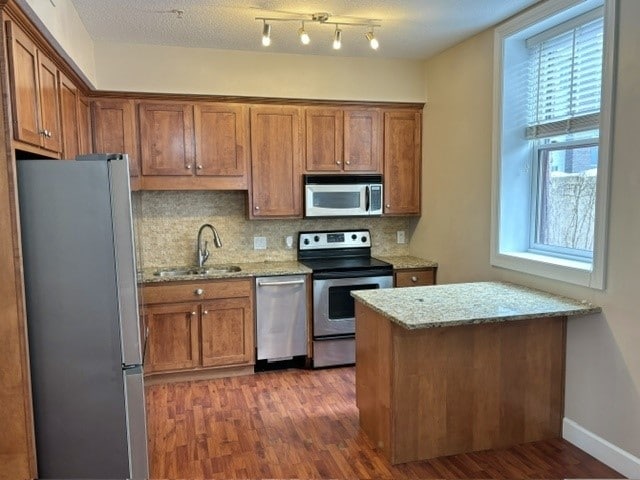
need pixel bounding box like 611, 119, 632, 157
394, 268, 436, 287
142, 278, 254, 375
91, 99, 139, 176
6, 20, 61, 153
305, 108, 381, 173
58, 71, 79, 158
250, 106, 304, 218
77, 96, 91, 155
383, 110, 422, 215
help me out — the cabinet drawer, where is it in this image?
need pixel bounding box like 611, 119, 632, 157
395, 269, 436, 287
142, 278, 252, 304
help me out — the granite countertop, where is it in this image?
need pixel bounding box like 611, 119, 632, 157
351, 281, 601, 330
140, 260, 311, 284
375, 255, 438, 269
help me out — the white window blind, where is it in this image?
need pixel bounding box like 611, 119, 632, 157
526, 8, 604, 139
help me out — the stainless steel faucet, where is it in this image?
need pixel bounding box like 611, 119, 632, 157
196, 224, 222, 267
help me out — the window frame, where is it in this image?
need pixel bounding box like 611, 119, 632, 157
490, 0, 617, 290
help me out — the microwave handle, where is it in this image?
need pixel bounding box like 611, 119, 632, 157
365, 185, 370, 212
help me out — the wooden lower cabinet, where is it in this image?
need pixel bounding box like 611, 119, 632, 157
394, 267, 437, 287
142, 278, 254, 376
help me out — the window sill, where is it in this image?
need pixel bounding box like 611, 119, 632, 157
491, 250, 603, 289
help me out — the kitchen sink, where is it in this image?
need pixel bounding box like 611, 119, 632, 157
153, 265, 241, 277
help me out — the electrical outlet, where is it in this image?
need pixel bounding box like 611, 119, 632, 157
396, 230, 406, 244
253, 236, 267, 250
285, 235, 294, 249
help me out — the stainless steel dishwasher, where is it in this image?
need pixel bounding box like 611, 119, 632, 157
255, 275, 308, 362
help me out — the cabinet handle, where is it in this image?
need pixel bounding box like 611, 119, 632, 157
195, 288, 204, 295
258, 279, 305, 287
411, 276, 418, 282
203, 310, 208, 315
196, 164, 203, 170
186, 164, 192, 170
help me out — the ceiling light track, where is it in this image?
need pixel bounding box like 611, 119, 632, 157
255, 11, 381, 50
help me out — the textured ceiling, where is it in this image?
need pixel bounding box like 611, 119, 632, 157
69, 0, 541, 59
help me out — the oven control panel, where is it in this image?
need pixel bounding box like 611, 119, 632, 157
299, 230, 371, 250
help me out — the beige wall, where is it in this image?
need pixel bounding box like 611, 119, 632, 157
413, 0, 640, 460
93, 42, 425, 101
19, 0, 96, 85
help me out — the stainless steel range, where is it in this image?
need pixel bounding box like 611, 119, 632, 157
297, 230, 393, 368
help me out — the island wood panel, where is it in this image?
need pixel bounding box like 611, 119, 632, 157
355, 302, 566, 464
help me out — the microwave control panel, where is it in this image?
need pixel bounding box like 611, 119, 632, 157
299, 230, 371, 250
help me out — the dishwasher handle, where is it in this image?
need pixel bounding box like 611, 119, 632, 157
257, 279, 305, 287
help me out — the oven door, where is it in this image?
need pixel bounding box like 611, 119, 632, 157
313, 273, 393, 338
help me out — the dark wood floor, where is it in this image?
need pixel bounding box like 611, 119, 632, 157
146, 366, 623, 479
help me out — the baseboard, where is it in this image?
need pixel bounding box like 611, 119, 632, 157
563, 417, 640, 478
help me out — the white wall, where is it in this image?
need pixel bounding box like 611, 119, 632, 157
93, 42, 425, 101
413, 0, 640, 468
18, 0, 96, 85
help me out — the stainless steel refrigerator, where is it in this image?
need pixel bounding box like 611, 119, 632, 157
17, 154, 149, 479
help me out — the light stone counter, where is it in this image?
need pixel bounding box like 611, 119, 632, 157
351, 281, 600, 330
140, 260, 311, 284
375, 255, 438, 269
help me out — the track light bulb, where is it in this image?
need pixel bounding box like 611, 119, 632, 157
262, 21, 271, 47
333, 27, 342, 50
298, 23, 310, 45
366, 31, 379, 50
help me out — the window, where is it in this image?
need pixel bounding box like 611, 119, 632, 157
491, 0, 616, 289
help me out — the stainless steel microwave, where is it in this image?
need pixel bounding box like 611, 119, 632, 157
304, 174, 383, 217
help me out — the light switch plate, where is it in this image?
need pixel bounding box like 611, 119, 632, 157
254, 236, 267, 250
396, 230, 406, 244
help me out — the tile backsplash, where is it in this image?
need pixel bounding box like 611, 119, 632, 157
133, 191, 412, 268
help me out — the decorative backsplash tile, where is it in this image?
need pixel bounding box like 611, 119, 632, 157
133, 191, 412, 269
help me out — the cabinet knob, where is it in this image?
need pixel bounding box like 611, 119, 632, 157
411, 276, 418, 282
336, 160, 341, 165
186, 164, 192, 170
345, 161, 351, 165
255, 205, 260, 210
196, 164, 203, 170
386, 204, 391, 208
195, 288, 204, 295
203, 310, 208, 315
191, 311, 197, 316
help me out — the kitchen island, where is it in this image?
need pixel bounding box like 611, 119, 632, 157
351, 281, 600, 464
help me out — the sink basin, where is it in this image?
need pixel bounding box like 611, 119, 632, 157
153, 265, 241, 277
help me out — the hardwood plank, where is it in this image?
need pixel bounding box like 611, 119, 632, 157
146, 367, 623, 479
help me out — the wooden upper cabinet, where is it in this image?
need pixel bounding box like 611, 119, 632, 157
250, 106, 304, 218
6, 20, 61, 153
139, 102, 194, 176
77, 96, 92, 155
383, 110, 422, 215
304, 108, 381, 173
91, 99, 139, 176
58, 71, 79, 158
193, 103, 249, 188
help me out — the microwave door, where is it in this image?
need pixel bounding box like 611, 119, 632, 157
306, 184, 367, 216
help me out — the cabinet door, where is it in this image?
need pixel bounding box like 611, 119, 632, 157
194, 103, 249, 185
37, 54, 62, 153
200, 297, 254, 367
92, 99, 139, 176
305, 108, 343, 172
344, 109, 381, 172
250, 106, 303, 218
139, 103, 194, 176
383, 110, 422, 215
77, 96, 92, 155
58, 71, 79, 158
6, 22, 43, 147
145, 303, 199, 373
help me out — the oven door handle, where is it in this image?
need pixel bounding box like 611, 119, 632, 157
313, 269, 393, 280
365, 185, 370, 212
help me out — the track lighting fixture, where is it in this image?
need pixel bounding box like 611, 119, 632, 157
255, 11, 380, 52
333, 26, 342, 50
298, 22, 310, 45
261, 20, 271, 47
365, 29, 379, 50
